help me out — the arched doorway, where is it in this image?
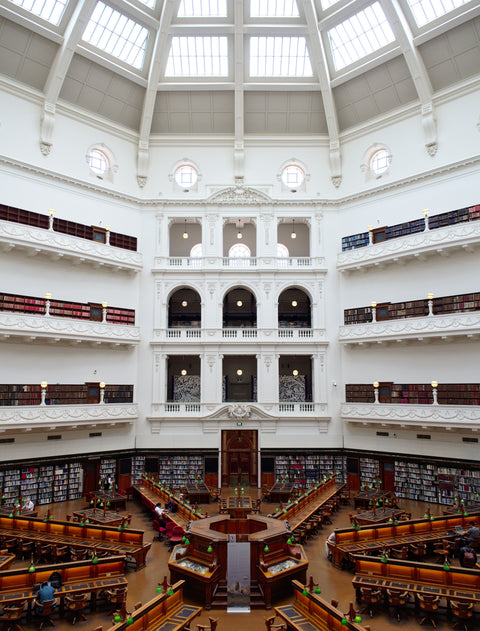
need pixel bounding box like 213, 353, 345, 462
221, 430, 258, 488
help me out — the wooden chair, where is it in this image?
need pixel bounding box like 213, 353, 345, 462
0, 601, 26, 631
451, 600, 474, 631
360, 587, 383, 617
50, 545, 69, 562
105, 587, 127, 616
265, 615, 286, 631
410, 543, 427, 561
417, 594, 440, 628
390, 546, 409, 560
197, 618, 217, 631
386, 588, 409, 621
34, 542, 51, 565
34, 599, 56, 630
65, 594, 88, 625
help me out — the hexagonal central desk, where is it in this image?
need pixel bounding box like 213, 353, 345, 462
168, 514, 308, 609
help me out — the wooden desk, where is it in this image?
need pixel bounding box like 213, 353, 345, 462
91, 491, 127, 511
354, 490, 393, 509
106, 581, 201, 631
133, 481, 203, 529
226, 496, 252, 518
275, 580, 371, 631
0, 515, 150, 570
352, 554, 480, 606
443, 504, 480, 515
355, 507, 404, 525
270, 482, 294, 504
0, 507, 37, 517
276, 480, 345, 532
73, 509, 125, 526
186, 483, 210, 504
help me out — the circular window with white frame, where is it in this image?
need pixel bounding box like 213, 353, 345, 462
362, 144, 392, 180
172, 161, 200, 192
278, 160, 308, 192
86, 145, 116, 181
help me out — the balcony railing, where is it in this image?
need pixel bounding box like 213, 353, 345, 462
153, 327, 323, 343
150, 401, 328, 418
153, 256, 325, 270
341, 402, 480, 431
0, 403, 138, 432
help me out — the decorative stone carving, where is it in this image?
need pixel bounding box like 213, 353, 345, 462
331, 176, 342, 188
426, 143, 438, 157
0, 403, 138, 429
40, 142, 52, 156
227, 404, 252, 419
339, 312, 480, 344
207, 185, 272, 205
137, 176, 147, 188
341, 402, 480, 427
0, 221, 143, 272
0, 312, 140, 345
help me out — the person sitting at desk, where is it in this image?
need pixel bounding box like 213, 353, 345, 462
154, 503, 166, 519
23, 497, 34, 511
459, 544, 477, 567
35, 581, 56, 613
466, 520, 480, 542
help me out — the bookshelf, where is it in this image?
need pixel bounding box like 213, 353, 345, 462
0, 384, 42, 406
53, 465, 69, 502
38, 465, 54, 504
341, 232, 369, 251
20, 467, 38, 504
99, 458, 116, 486
344, 306, 372, 325
390, 384, 433, 405
360, 457, 380, 488
433, 292, 480, 315
437, 384, 480, 405
189, 455, 204, 482
69, 462, 83, 499
0, 203, 49, 229
345, 384, 375, 403
104, 385, 134, 404
274, 453, 344, 488
0, 383, 134, 406
385, 218, 425, 240
132, 455, 146, 483
428, 206, 469, 229
3, 469, 20, 505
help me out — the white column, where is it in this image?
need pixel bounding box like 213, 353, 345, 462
259, 211, 276, 259
152, 353, 168, 404
205, 212, 222, 259
257, 353, 278, 405
156, 214, 169, 258
202, 354, 222, 404
311, 353, 327, 404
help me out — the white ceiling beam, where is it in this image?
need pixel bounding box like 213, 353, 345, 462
234, 0, 245, 182
137, 0, 181, 188
300, 0, 342, 188
380, 0, 437, 155
40, 0, 97, 156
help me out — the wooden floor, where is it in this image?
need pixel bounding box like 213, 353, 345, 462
8, 490, 468, 631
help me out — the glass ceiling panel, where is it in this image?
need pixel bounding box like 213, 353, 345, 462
320, 0, 342, 9
406, 0, 470, 27
178, 0, 227, 17
165, 36, 229, 76
250, 0, 300, 17
250, 36, 313, 76
327, 2, 395, 71
82, 2, 149, 70
137, 0, 156, 8
8, 0, 67, 25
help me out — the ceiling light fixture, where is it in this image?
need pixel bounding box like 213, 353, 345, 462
236, 300, 243, 307
181, 369, 187, 376
237, 220, 243, 239
183, 219, 189, 239
182, 300, 188, 307
291, 300, 297, 307
291, 219, 296, 239
292, 369, 299, 376
237, 369, 243, 376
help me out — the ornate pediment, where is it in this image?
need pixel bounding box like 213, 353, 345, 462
207, 185, 272, 205
203, 404, 277, 421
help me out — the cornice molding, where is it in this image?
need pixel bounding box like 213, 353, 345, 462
337, 220, 480, 271
0, 403, 138, 430
0, 220, 143, 272
341, 402, 480, 429
0, 312, 140, 346
1, 152, 479, 211
339, 312, 480, 344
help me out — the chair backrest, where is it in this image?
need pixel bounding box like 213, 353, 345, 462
38, 600, 56, 616
208, 617, 218, 631
418, 594, 439, 610
3, 602, 25, 620
451, 601, 473, 619
165, 521, 175, 534
170, 526, 185, 537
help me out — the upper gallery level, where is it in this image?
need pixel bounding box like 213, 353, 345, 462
337, 203, 480, 273
153, 213, 326, 272
340, 291, 480, 345
0, 204, 142, 273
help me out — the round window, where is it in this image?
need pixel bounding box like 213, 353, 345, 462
370, 149, 390, 175
174, 164, 198, 188
88, 149, 109, 175
281, 164, 305, 188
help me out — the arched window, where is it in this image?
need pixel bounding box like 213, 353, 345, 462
190, 243, 202, 268
88, 148, 109, 175
370, 148, 390, 175
361, 144, 392, 180
175, 164, 198, 188
228, 243, 251, 267
277, 243, 290, 267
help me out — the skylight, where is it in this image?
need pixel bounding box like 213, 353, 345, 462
327, 2, 395, 71
8, 0, 67, 25
406, 0, 470, 27
250, 0, 300, 17
178, 0, 227, 17
82, 2, 149, 70
165, 37, 229, 76
250, 37, 312, 77
137, 0, 156, 8
319, 0, 342, 8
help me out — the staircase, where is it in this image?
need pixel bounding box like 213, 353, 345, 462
211, 579, 265, 609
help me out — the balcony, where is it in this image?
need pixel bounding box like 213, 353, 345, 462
0, 403, 138, 433
339, 312, 480, 345
0, 219, 143, 272
337, 220, 480, 273
341, 402, 480, 432
153, 256, 325, 271
0, 311, 140, 347
149, 401, 329, 425
152, 327, 325, 343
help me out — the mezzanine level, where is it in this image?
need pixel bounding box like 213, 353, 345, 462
0, 219, 142, 273
152, 326, 325, 343
152, 256, 325, 271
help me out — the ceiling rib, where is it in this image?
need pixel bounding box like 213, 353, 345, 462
137, 0, 180, 188
300, 0, 342, 187
234, 0, 244, 183
40, 0, 97, 155
380, 0, 437, 156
